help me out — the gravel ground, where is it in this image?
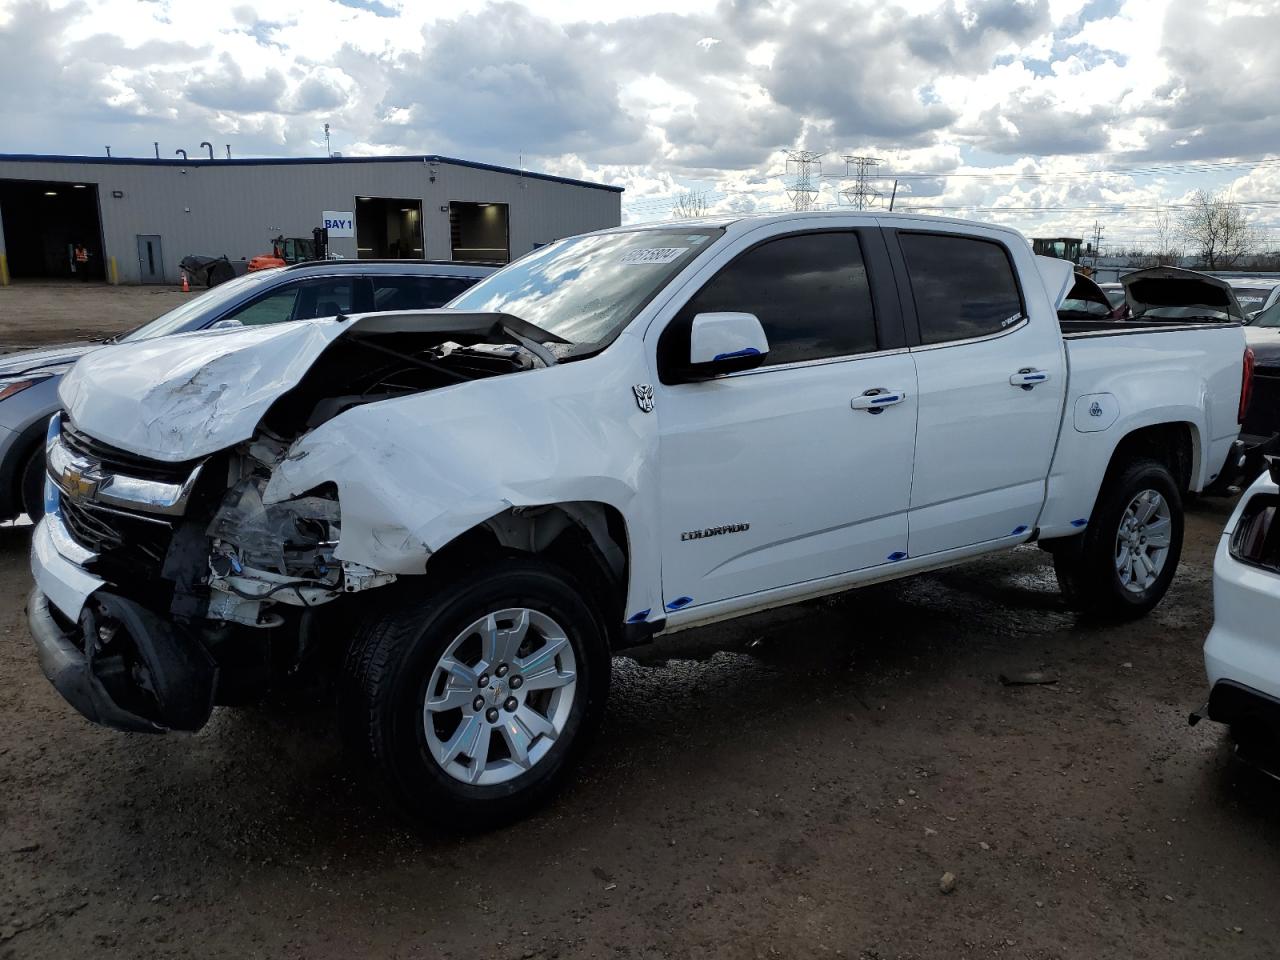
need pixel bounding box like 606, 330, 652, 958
1, 285, 1279, 959
0, 281, 188, 353
5, 500, 1279, 959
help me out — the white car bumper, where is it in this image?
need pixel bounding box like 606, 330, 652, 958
1198, 468, 1280, 738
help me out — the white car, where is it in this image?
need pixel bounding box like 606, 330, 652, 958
1196, 459, 1280, 765
28, 212, 1250, 827
1225, 277, 1280, 318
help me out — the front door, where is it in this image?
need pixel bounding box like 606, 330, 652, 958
136, 235, 164, 284
654, 227, 917, 614
889, 225, 1068, 556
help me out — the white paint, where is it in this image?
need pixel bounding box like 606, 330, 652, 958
1073, 393, 1119, 432
31, 516, 104, 618
48, 211, 1248, 633
1204, 469, 1280, 699
903, 219, 1068, 556
322, 211, 354, 237
688, 312, 767, 364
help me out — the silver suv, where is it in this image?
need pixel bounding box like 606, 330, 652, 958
0, 260, 495, 521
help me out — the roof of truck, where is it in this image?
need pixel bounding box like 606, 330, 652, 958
618, 209, 1028, 241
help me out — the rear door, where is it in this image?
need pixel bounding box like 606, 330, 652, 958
888, 225, 1067, 556
652, 224, 918, 611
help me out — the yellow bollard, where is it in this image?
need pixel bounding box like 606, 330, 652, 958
0, 253, 9, 286
109, 256, 119, 285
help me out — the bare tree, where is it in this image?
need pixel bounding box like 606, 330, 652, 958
672, 190, 709, 219
1152, 204, 1182, 265
1179, 191, 1255, 269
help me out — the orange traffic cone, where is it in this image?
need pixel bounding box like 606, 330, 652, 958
181, 272, 190, 293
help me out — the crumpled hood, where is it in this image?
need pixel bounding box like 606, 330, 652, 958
0, 341, 104, 376
1121, 267, 1242, 319
58, 319, 349, 461
57, 309, 549, 463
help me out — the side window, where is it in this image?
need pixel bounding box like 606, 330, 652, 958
371, 275, 479, 312
293, 278, 356, 320
227, 288, 299, 326
660, 231, 877, 373
899, 233, 1024, 345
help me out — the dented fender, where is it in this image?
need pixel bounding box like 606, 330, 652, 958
262, 333, 664, 617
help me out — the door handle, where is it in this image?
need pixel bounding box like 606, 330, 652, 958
851, 387, 907, 413
1010, 368, 1051, 389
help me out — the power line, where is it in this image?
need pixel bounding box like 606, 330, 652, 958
786, 151, 823, 211
839, 155, 882, 209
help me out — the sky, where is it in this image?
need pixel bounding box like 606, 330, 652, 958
2, 0, 1278, 248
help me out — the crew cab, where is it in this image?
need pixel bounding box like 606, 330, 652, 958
27, 213, 1250, 827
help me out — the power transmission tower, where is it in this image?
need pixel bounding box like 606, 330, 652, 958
786, 151, 824, 211
840, 156, 882, 209
1091, 220, 1104, 257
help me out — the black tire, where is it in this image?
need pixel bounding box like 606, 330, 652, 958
341, 558, 611, 831
19, 446, 45, 522
208, 261, 235, 287
1052, 457, 1184, 620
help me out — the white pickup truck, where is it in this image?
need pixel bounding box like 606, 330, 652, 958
29, 212, 1250, 827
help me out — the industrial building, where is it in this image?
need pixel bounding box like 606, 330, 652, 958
0, 153, 623, 285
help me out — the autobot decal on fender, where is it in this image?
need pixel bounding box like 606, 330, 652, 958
681, 523, 750, 542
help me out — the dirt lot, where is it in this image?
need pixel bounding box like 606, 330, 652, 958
2, 285, 1279, 959
0, 281, 188, 352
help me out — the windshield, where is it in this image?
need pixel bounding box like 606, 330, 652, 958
1100, 285, 1126, 308
118, 269, 283, 342
1232, 287, 1271, 314
446, 228, 723, 350
1252, 301, 1280, 329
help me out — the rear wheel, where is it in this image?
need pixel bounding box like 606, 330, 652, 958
1052, 457, 1184, 619
341, 558, 610, 830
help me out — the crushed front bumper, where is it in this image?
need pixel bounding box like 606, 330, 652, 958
28, 514, 218, 734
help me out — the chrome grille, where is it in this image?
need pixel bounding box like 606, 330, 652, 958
61, 423, 196, 486
60, 495, 173, 577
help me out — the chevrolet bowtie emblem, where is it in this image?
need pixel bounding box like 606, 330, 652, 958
59, 464, 99, 500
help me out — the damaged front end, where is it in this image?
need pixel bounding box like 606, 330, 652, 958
30, 312, 553, 733
202, 434, 394, 628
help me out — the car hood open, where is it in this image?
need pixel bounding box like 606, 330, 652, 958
58, 310, 549, 462
1121, 267, 1242, 320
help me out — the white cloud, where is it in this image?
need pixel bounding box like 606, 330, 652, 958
1, 0, 1278, 247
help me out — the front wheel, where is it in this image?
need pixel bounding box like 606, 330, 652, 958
341, 559, 611, 830
1052, 457, 1184, 620
20, 447, 45, 522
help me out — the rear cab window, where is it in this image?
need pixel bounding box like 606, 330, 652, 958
897, 232, 1025, 345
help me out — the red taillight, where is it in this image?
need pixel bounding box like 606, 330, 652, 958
1240, 346, 1255, 425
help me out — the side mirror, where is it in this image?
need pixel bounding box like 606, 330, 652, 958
208, 317, 243, 331
685, 312, 769, 379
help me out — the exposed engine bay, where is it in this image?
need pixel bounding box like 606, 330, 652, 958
198, 323, 555, 627
50, 314, 560, 635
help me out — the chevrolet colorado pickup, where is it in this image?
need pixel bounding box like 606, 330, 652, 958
28, 212, 1250, 827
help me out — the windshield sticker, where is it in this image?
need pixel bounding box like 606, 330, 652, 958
620, 247, 687, 265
